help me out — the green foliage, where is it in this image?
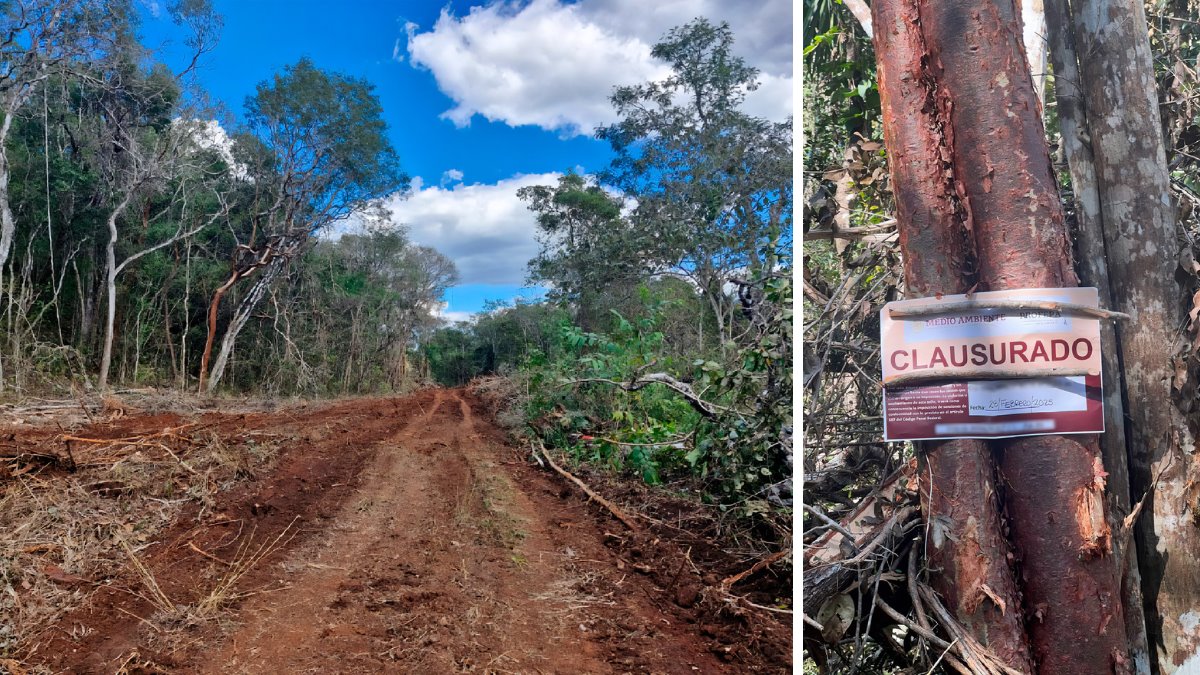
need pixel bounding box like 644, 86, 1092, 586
523, 299, 698, 485
513, 272, 792, 503
597, 18, 792, 298
244, 57, 408, 229
519, 172, 645, 330
422, 327, 477, 388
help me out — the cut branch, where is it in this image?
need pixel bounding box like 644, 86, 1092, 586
562, 374, 728, 418
883, 366, 1094, 388
533, 442, 640, 532
887, 299, 1129, 321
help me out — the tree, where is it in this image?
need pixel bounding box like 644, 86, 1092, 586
1050, 1, 1187, 671
863, 0, 1130, 671
519, 172, 643, 330
84, 54, 220, 389
198, 58, 408, 393
0, 0, 114, 287
597, 19, 792, 348
869, 0, 1031, 668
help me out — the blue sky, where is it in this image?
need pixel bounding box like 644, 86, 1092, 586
137, 0, 793, 320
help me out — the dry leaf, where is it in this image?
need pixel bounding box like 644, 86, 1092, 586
1174, 356, 1189, 392
816, 593, 855, 643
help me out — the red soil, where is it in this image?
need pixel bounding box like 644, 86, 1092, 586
11, 389, 791, 673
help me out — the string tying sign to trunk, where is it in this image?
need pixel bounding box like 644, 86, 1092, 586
880, 288, 1111, 441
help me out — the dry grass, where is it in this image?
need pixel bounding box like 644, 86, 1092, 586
192, 517, 298, 617
0, 411, 282, 665
468, 375, 529, 435
455, 459, 527, 552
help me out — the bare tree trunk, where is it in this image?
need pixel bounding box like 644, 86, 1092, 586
1017, 0, 1048, 104
198, 269, 239, 393
872, 1, 1034, 670
918, 1, 1131, 672
1065, 1, 1193, 671
0, 112, 15, 277
205, 255, 285, 394
180, 240, 190, 389
1045, 2, 1150, 670
98, 195, 133, 390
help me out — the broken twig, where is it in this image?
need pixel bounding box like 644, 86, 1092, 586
533, 441, 640, 532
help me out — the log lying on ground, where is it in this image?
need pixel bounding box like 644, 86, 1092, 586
533, 441, 641, 532
803, 459, 917, 615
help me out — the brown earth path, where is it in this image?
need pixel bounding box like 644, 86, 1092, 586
20, 388, 783, 674
206, 388, 624, 674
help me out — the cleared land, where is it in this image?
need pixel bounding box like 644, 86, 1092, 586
1, 388, 790, 674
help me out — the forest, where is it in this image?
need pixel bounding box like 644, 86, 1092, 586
0, 1, 794, 672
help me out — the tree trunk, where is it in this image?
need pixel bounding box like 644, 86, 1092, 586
871, 1, 1034, 670
918, 1, 1131, 672
0, 111, 14, 274
1044, 2, 1150, 670
198, 269, 240, 393
1017, 0, 1048, 105
205, 255, 285, 394
1067, 1, 1193, 671
98, 195, 133, 391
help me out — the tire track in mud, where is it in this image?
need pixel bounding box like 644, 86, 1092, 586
31, 392, 434, 673
31, 389, 743, 674
205, 389, 617, 674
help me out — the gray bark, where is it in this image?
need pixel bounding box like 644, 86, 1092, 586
0, 110, 15, 272
1069, 1, 1191, 671
1044, 3, 1150, 671
97, 194, 133, 390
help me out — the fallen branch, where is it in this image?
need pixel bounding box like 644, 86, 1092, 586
722, 549, 791, 590
188, 540, 231, 566
533, 441, 640, 532
584, 432, 694, 448
873, 595, 971, 674
917, 585, 1025, 675
560, 374, 728, 418
884, 365, 1094, 389
803, 506, 919, 616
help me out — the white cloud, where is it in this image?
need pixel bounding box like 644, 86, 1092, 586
384, 172, 562, 286
742, 72, 794, 124
177, 119, 248, 180
440, 168, 464, 185
392, 38, 404, 62
404, 0, 792, 134
434, 302, 477, 325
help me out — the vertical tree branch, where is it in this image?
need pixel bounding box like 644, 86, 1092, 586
918, 1, 1131, 671
872, 1, 1034, 670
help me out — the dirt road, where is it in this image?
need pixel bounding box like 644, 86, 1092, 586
10, 389, 789, 673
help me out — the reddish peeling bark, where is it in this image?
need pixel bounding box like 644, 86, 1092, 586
919, 1, 1078, 292
872, 2, 1034, 671
917, 2, 1131, 673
